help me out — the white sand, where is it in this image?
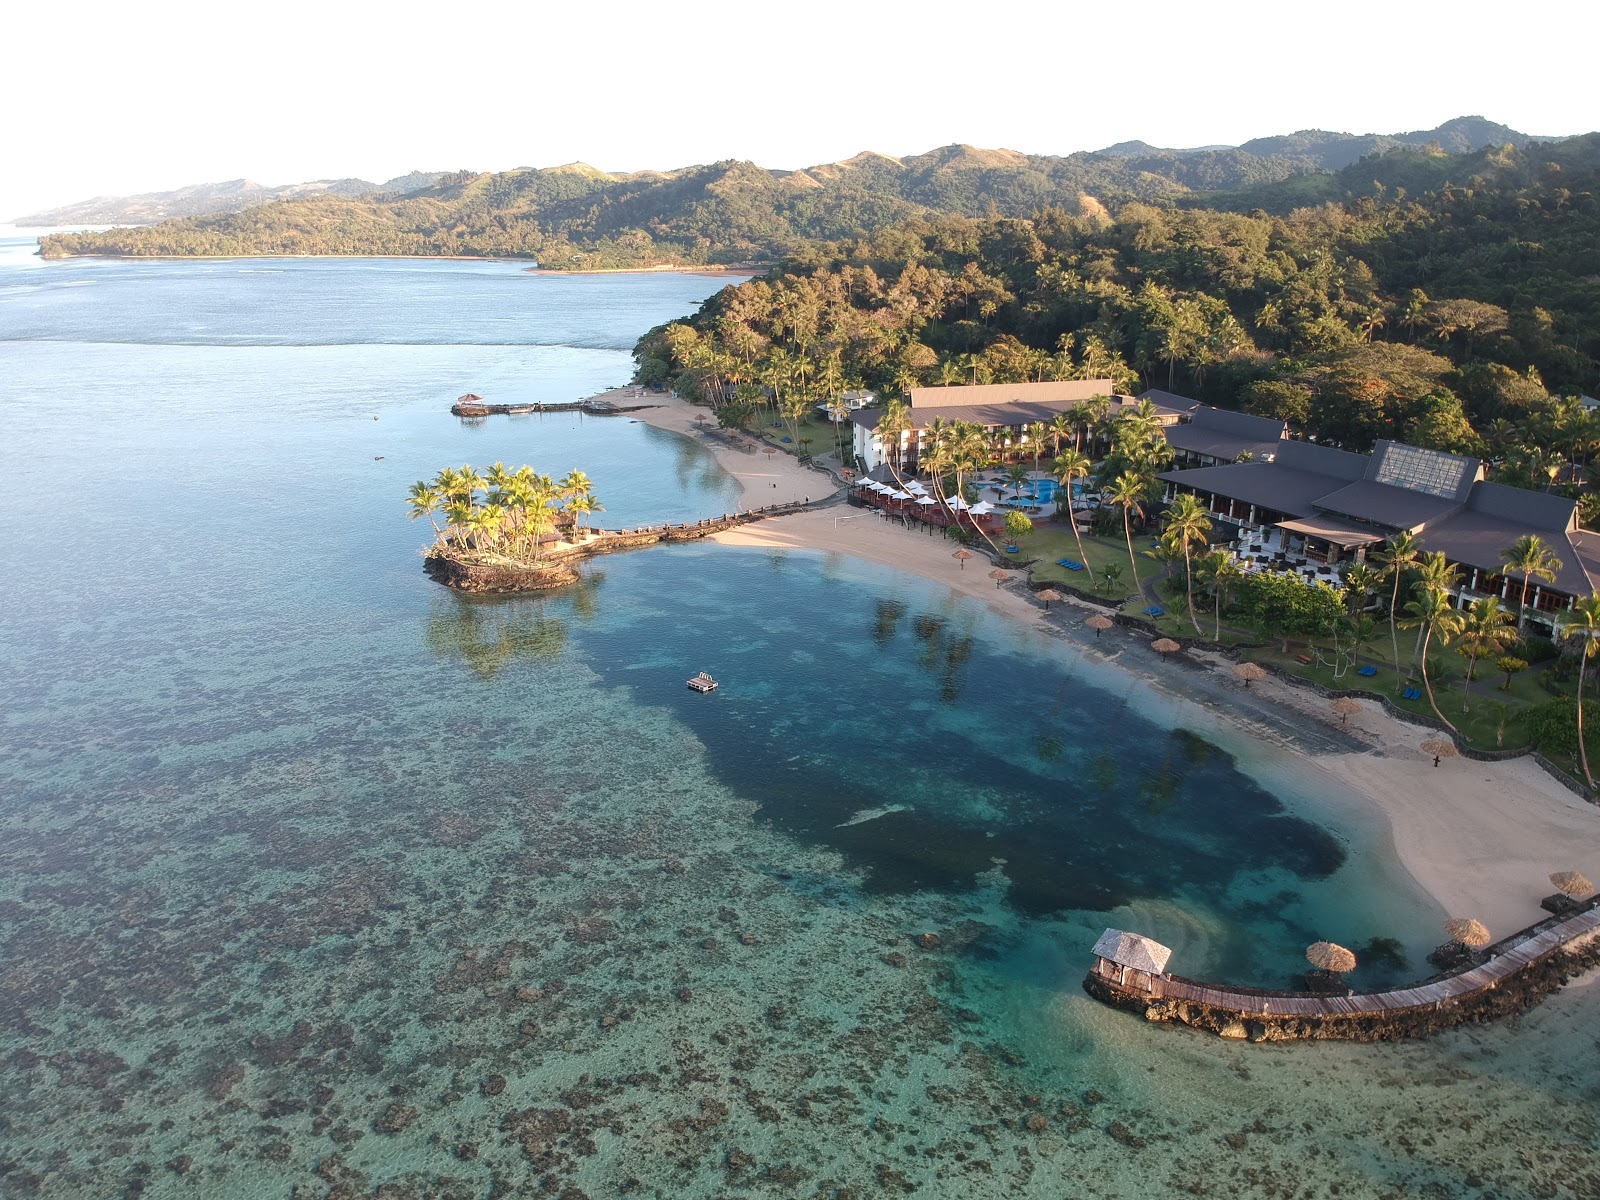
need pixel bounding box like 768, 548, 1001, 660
705, 504, 1600, 937
607, 387, 823, 508
613, 386, 1600, 935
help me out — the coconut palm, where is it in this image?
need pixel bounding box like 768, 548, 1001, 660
1454, 597, 1514, 713
1200, 549, 1245, 641
1342, 563, 1381, 618
1161, 493, 1212, 635
876, 398, 914, 484
1374, 531, 1420, 685
1048, 413, 1073, 459
1501, 534, 1563, 629
1027, 421, 1048, 473
407, 481, 444, 539
1104, 473, 1149, 601
1560, 592, 1600, 790
1005, 463, 1030, 497
1402, 588, 1467, 731
1054, 449, 1093, 577
443, 498, 474, 547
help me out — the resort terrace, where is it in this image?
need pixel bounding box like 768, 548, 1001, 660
1161, 438, 1600, 631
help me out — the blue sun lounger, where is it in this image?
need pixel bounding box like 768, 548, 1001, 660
1402, 687, 1422, 701
1057, 558, 1085, 571
1143, 606, 1165, 618
1357, 665, 1378, 677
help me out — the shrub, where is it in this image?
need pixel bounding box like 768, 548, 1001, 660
1525, 697, 1600, 760
1510, 634, 1559, 664
1494, 655, 1529, 690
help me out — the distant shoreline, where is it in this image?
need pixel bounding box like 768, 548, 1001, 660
27, 246, 762, 277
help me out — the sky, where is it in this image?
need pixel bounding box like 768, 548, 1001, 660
6, 0, 1599, 219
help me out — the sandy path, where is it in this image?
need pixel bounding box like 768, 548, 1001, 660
710, 506, 1600, 937
601, 387, 826, 508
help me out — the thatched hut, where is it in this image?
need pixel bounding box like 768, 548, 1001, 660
1233, 662, 1266, 688
1306, 941, 1357, 972
1089, 928, 1172, 995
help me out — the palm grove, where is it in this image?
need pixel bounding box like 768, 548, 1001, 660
629, 152, 1600, 779
407, 464, 601, 562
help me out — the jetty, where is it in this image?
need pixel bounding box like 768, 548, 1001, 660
1085, 896, 1600, 1042
450, 394, 656, 418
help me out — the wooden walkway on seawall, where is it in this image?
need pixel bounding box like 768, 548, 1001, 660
1086, 900, 1600, 1042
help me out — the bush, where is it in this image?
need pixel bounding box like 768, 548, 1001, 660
1511, 634, 1559, 664
1525, 697, 1600, 759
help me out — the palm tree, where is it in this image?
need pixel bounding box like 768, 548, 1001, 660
1162, 493, 1212, 635
1053, 449, 1093, 577
443, 498, 474, 548
1027, 421, 1048, 474
1200, 550, 1245, 641
1561, 593, 1600, 790
1004, 464, 1030, 498
1104, 473, 1148, 601
1048, 413, 1073, 460
1401, 588, 1466, 732
1374, 532, 1420, 684
876, 398, 914, 486
1342, 563, 1381, 618
1454, 597, 1514, 713
407, 481, 444, 539
1501, 534, 1563, 630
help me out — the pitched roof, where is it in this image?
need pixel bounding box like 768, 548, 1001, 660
1091, 928, 1172, 975
909, 379, 1115, 410
1135, 389, 1202, 418
1466, 480, 1577, 531
1163, 424, 1284, 463
1418, 512, 1597, 597
852, 398, 1088, 431
1157, 461, 1351, 518
1313, 480, 1463, 531
1190, 406, 1287, 441
1274, 439, 1370, 481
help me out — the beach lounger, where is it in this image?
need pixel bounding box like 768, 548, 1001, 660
1402, 687, 1421, 701
1358, 665, 1377, 677
1143, 606, 1164, 618
1056, 558, 1085, 571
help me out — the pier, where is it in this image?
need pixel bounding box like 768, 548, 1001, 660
1085, 897, 1600, 1041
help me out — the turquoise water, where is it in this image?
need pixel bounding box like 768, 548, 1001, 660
2, 240, 1598, 1199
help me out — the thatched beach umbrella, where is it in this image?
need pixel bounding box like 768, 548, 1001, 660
1330, 697, 1362, 725
1152, 638, 1181, 659
1086, 615, 1114, 638
952, 549, 974, 570
1443, 917, 1492, 949
1037, 587, 1062, 612
1550, 870, 1594, 898
1420, 738, 1457, 768
1233, 662, 1266, 688
1306, 941, 1357, 974
989, 568, 1010, 589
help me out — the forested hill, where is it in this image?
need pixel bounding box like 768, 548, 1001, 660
634, 131, 1600, 493
16, 173, 447, 226
36, 118, 1558, 267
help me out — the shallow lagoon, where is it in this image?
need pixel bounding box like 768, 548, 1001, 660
2, 249, 1598, 1198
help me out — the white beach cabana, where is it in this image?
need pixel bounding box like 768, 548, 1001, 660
969, 501, 996, 515
916, 496, 938, 506
946, 496, 970, 510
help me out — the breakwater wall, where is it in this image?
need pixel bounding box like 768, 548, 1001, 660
1084, 899, 1600, 1042
425, 498, 825, 593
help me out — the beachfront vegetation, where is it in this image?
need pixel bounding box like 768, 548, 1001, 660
408, 463, 600, 564
635, 133, 1600, 517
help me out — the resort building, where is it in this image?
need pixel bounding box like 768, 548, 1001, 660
849, 379, 1117, 473
1160, 439, 1600, 631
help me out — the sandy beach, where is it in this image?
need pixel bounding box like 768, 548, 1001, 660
705, 502, 1600, 939
615, 384, 1600, 940
604, 385, 825, 508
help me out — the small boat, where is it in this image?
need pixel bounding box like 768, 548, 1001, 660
687, 672, 718, 693
506, 405, 536, 415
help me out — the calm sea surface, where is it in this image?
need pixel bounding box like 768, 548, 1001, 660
2, 232, 1597, 1199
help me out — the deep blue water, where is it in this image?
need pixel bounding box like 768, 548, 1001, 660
2, 237, 1597, 1200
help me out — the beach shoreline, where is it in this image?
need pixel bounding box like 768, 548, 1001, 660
618, 385, 1600, 937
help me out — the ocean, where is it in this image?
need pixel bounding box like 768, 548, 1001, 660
1, 232, 1596, 1199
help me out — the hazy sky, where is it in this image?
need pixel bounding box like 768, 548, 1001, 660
7, 0, 1598, 218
